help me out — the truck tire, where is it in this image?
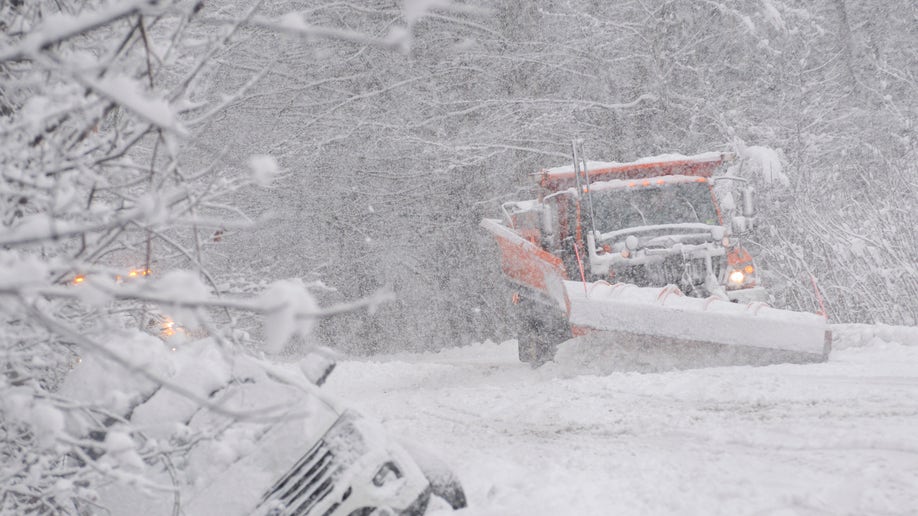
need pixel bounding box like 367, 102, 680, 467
517, 300, 570, 366
517, 332, 539, 364
517, 333, 555, 366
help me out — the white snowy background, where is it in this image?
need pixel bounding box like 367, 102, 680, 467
1, 0, 915, 514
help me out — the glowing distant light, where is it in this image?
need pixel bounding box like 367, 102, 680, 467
126, 267, 152, 278
161, 318, 178, 337
73, 275, 86, 285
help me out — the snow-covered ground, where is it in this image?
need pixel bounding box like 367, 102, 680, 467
326, 325, 918, 516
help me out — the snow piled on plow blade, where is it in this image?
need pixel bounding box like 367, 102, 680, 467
562, 281, 830, 372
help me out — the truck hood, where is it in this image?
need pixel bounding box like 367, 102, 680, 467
598, 223, 724, 250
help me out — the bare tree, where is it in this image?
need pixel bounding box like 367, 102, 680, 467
0, 0, 447, 512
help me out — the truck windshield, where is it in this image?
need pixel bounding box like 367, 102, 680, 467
590, 182, 718, 232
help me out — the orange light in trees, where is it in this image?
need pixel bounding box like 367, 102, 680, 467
161, 318, 177, 337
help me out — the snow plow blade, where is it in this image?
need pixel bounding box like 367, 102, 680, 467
564, 281, 831, 367
480, 217, 830, 368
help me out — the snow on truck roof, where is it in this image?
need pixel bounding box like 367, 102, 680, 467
539, 151, 733, 191
587, 174, 710, 193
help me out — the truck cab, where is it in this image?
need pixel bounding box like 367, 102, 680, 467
483, 148, 829, 366
503, 152, 765, 302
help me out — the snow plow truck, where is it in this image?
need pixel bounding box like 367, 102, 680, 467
482, 143, 831, 367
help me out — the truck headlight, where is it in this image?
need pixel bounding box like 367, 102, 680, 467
728, 270, 745, 285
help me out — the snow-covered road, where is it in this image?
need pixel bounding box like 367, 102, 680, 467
325, 325, 918, 516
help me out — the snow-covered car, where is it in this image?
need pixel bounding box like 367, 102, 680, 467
59, 337, 465, 515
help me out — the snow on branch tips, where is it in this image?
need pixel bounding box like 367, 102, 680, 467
148, 270, 211, 329
248, 154, 280, 187
404, 0, 450, 25
259, 279, 319, 354
234, 13, 410, 52
0, 0, 158, 63
733, 143, 790, 187
78, 74, 186, 136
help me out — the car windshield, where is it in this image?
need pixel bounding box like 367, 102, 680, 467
590, 182, 718, 233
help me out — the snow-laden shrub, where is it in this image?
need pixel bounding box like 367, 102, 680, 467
0, 1, 413, 512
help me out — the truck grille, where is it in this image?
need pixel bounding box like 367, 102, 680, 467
652, 255, 723, 288
259, 438, 338, 515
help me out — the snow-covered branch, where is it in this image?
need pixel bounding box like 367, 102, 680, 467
0, 0, 157, 63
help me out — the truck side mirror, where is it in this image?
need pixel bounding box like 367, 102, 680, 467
541, 202, 559, 250
719, 191, 736, 211
742, 186, 755, 218
625, 235, 639, 251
